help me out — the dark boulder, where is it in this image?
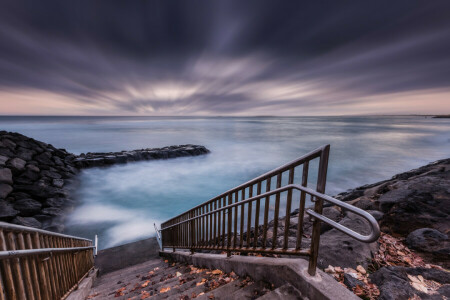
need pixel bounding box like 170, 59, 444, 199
0, 155, 8, 166
0, 183, 13, 198
370, 266, 450, 300
343, 273, 365, 290
406, 228, 449, 265
44, 197, 66, 207
34, 152, 53, 165
12, 216, 41, 229
16, 147, 35, 161
0, 200, 19, 219
317, 212, 378, 269
7, 157, 26, 173
0, 167, 13, 184
13, 198, 42, 216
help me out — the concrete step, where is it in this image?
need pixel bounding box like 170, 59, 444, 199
257, 283, 304, 300
86, 258, 277, 300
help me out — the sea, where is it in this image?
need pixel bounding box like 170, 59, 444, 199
1, 116, 449, 249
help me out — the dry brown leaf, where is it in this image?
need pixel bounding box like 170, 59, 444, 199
87, 293, 100, 299
115, 287, 126, 297
141, 280, 150, 288
211, 269, 223, 275
176, 272, 182, 277
140, 291, 151, 299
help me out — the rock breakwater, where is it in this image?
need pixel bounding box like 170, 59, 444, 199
0, 131, 210, 232
73, 145, 209, 168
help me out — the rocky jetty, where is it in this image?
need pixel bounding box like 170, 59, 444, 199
0, 131, 79, 232
73, 145, 209, 168
0, 131, 210, 232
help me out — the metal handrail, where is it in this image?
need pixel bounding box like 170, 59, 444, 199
0, 221, 92, 242
0, 246, 96, 259
163, 145, 326, 224
161, 184, 380, 243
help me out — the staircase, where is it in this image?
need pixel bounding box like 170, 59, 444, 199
87, 257, 303, 300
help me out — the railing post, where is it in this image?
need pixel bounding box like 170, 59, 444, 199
308, 145, 330, 276
190, 211, 195, 254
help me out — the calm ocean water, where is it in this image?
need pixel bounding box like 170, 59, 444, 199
1, 116, 449, 248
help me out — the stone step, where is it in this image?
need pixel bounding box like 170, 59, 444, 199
257, 283, 304, 299
195, 278, 246, 300
228, 280, 270, 299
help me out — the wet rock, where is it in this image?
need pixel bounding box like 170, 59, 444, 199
34, 151, 53, 165
0, 200, 19, 219
41, 207, 63, 216
13, 198, 42, 216
370, 266, 450, 300
0, 167, 13, 184
406, 228, 449, 258
0, 183, 13, 198
0, 155, 8, 166
44, 197, 65, 207
12, 216, 41, 228
7, 157, 26, 173
343, 273, 365, 290
16, 147, 35, 161
52, 179, 64, 188
26, 164, 40, 173
41, 170, 62, 179
317, 212, 378, 269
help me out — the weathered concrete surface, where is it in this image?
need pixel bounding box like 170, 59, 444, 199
160, 251, 359, 300
95, 237, 160, 274
66, 268, 98, 300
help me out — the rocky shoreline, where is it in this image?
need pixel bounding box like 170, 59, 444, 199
0, 131, 210, 232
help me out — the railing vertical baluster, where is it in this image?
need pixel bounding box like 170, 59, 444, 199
233, 191, 238, 249
239, 189, 245, 248
205, 206, 209, 247
254, 182, 262, 249
17, 232, 35, 300
222, 197, 226, 248
296, 161, 309, 250
6, 232, 27, 299
246, 185, 253, 248
0, 229, 16, 299
209, 203, 213, 247
213, 200, 217, 246
227, 193, 232, 256
40, 234, 57, 299
272, 173, 282, 249
24, 233, 41, 300
217, 199, 222, 247
308, 145, 330, 275
262, 177, 271, 248
45, 236, 61, 297
32, 232, 50, 300
201, 206, 205, 247
284, 168, 295, 249
190, 210, 195, 253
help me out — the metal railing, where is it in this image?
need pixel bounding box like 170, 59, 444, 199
0, 222, 96, 300
160, 145, 380, 275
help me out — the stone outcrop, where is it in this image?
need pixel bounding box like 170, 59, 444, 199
0, 131, 210, 232
73, 145, 209, 168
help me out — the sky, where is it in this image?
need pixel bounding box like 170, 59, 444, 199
0, 0, 449, 116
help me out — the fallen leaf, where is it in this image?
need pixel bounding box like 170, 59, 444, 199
160, 287, 171, 293
141, 280, 150, 288
211, 269, 223, 275
356, 265, 366, 275
140, 291, 151, 299
87, 293, 100, 299
115, 287, 126, 297
176, 272, 182, 277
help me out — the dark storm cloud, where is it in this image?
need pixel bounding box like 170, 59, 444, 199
0, 0, 449, 115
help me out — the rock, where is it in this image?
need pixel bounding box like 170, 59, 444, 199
0, 147, 14, 157
16, 147, 35, 161
26, 164, 40, 173
370, 266, 450, 300
9, 192, 31, 200
0, 183, 13, 198
0, 155, 8, 166
0, 167, 13, 184
367, 210, 384, 221
52, 179, 64, 188
41, 170, 62, 179
317, 212, 378, 269
44, 197, 66, 207
13, 198, 42, 216
19, 169, 40, 181
12, 216, 41, 228
34, 152, 53, 165
378, 188, 413, 212
0, 138, 16, 150
41, 207, 63, 216
0, 200, 19, 219
406, 228, 449, 258
7, 157, 26, 172
343, 273, 365, 290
